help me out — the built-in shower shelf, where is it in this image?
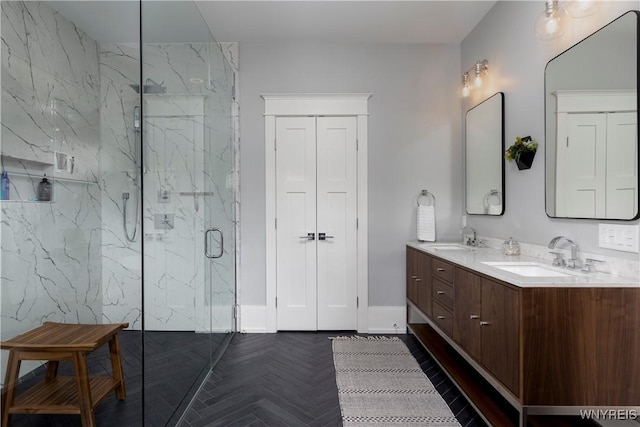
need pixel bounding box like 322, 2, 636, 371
0, 200, 54, 204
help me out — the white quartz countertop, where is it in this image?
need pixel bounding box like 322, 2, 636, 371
407, 241, 640, 288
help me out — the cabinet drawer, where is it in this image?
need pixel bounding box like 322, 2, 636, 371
433, 258, 454, 283
432, 278, 454, 310
432, 301, 453, 337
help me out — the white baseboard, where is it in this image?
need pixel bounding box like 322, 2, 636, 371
367, 306, 406, 334
238, 304, 407, 334
239, 305, 268, 333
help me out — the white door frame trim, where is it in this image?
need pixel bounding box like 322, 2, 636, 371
262, 93, 371, 333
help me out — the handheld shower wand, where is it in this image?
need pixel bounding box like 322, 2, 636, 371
123, 105, 142, 242
122, 191, 139, 242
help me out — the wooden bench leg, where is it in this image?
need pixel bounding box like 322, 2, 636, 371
108, 334, 126, 400
1, 351, 21, 427
45, 361, 60, 380
73, 352, 96, 427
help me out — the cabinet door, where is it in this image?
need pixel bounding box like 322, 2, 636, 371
406, 247, 418, 304
481, 278, 520, 396
453, 267, 481, 361
416, 252, 432, 317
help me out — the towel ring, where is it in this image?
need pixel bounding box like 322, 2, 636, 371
417, 190, 436, 207
483, 189, 502, 208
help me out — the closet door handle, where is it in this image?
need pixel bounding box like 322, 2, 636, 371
300, 233, 315, 241
318, 233, 334, 241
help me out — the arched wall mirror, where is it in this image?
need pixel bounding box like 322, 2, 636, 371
545, 11, 639, 220
465, 92, 505, 215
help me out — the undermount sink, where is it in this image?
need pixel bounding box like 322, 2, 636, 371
482, 262, 576, 277
431, 244, 470, 252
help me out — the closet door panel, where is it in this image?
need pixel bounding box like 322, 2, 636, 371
563, 113, 607, 218
317, 117, 358, 330
275, 117, 317, 330
606, 112, 638, 219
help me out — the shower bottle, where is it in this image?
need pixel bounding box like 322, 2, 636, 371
1, 171, 9, 200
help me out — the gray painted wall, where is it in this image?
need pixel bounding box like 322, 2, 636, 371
461, 1, 640, 260
239, 43, 462, 306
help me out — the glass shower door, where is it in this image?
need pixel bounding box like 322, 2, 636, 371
140, 1, 236, 425
203, 45, 236, 341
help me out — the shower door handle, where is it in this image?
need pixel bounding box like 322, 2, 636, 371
205, 228, 224, 259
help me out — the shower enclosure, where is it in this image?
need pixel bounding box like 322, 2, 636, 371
0, 1, 236, 425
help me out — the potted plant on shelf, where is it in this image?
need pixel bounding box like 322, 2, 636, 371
505, 135, 538, 170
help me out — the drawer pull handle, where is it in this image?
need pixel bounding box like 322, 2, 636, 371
415, 279, 422, 282
436, 290, 445, 295
436, 268, 445, 272
437, 316, 445, 320
480, 321, 490, 326
411, 275, 417, 279
470, 315, 479, 320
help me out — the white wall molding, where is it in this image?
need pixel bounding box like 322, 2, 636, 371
367, 306, 406, 334
239, 305, 268, 333
239, 305, 407, 335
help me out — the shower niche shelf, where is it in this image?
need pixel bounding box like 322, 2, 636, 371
1, 154, 55, 203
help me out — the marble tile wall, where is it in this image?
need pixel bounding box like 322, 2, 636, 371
100, 41, 236, 332
99, 42, 142, 328
1, 1, 102, 378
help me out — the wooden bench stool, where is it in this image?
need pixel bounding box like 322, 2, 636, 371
1, 322, 129, 427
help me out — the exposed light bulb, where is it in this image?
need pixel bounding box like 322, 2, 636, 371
535, 0, 569, 40
566, 0, 599, 18
474, 75, 483, 88
461, 72, 470, 97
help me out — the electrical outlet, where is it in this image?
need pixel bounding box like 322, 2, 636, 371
599, 223, 639, 253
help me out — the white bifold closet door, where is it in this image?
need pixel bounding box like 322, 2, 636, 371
275, 116, 357, 331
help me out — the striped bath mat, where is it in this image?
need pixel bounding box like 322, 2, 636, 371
330, 336, 461, 427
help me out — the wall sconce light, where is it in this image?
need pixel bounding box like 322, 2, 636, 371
535, 0, 569, 40
461, 60, 488, 97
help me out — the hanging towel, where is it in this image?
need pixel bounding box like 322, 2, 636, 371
417, 205, 436, 242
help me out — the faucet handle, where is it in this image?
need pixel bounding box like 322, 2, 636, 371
582, 258, 604, 273
567, 258, 581, 269
549, 251, 565, 267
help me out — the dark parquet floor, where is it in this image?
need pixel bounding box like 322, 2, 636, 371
178, 332, 486, 427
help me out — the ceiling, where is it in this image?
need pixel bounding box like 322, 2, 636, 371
47, 1, 496, 45
195, 1, 496, 44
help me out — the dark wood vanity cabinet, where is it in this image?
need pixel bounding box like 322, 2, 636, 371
405, 247, 432, 317
406, 247, 419, 304
453, 267, 519, 396
479, 277, 519, 396
453, 268, 481, 361
407, 245, 640, 425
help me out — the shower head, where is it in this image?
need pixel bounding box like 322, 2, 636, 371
128, 78, 167, 94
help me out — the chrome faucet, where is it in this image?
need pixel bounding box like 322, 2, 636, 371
548, 236, 580, 268
461, 226, 477, 246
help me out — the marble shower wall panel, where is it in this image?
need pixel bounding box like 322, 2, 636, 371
99, 43, 142, 328
1, 181, 102, 378
2, 2, 100, 183
1, 0, 102, 368
98, 40, 236, 331
143, 99, 206, 331
141, 43, 210, 96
